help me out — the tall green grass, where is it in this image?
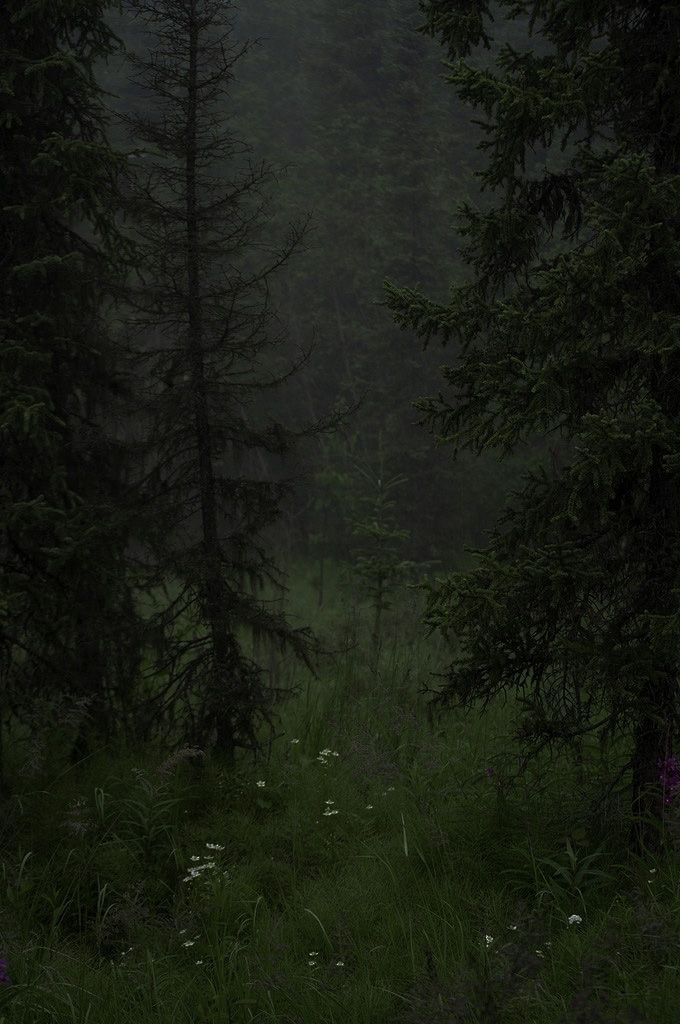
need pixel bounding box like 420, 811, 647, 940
0, 561, 677, 1023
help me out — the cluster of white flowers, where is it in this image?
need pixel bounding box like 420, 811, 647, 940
317, 748, 340, 765
307, 950, 345, 969
182, 841, 229, 885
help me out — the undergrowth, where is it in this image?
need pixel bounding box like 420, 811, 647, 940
0, 562, 677, 1023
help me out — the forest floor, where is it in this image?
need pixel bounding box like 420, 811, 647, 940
0, 562, 678, 1023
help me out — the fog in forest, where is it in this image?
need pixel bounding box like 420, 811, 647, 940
3, 2, 680, 1019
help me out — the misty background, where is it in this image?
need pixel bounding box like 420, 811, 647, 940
96, 0, 566, 584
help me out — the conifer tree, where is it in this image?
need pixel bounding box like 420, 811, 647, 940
116, 0, 316, 764
0, 0, 150, 775
386, 1, 680, 855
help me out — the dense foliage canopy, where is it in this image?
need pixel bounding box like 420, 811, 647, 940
386, 0, 680, 854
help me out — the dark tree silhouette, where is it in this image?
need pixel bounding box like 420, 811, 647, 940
116, 0, 318, 764
386, 0, 680, 856
0, 0, 149, 776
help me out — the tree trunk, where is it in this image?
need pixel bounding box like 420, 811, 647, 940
69, 615, 110, 764
572, 675, 585, 788
628, 670, 676, 857
628, 132, 680, 858
371, 576, 384, 670
0, 710, 8, 799
185, 2, 240, 766
317, 554, 325, 607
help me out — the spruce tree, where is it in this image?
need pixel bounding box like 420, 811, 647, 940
0, 0, 149, 775
385, 1, 680, 855
115, 0, 316, 764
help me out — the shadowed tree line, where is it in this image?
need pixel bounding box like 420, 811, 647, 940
1, 0, 679, 859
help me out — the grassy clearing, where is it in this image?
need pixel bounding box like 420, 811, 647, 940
0, 562, 678, 1023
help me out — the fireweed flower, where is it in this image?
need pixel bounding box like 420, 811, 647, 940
658, 756, 680, 806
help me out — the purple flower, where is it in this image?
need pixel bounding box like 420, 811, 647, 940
0, 956, 11, 985
485, 767, 495, 780
658, 755, 680, 807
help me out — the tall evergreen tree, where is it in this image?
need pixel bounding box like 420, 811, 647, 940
386, 0, 680, 855
116, 0, 316, 764
0, 0, 149, 776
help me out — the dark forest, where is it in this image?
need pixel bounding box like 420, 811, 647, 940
1, 1, 679, 1020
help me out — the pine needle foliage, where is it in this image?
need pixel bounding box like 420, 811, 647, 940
114, 0, 318, 764
384, 0, 680, 856
0, 0, 149, 775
